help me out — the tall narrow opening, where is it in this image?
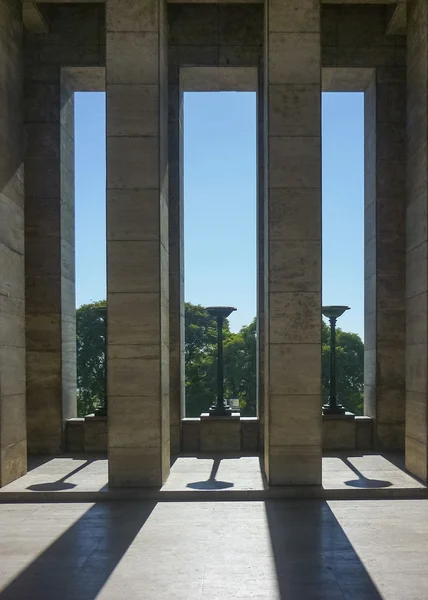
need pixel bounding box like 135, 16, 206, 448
183, 91, 257, 418
322, 92, 365, 415
74, 91, 106, 417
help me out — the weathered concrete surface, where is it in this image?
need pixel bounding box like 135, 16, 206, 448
168, 4, 263, 73
168, 67, 184, 456
0, 0, 27, 486
24, 64, 77, 453
322, 5, 406, 70
323, 414, 356, 450
264, 0, 322, 486
106, 0, 170, 486
166, 5, 405, 73
405, 0, 428, 482
23, 3, 104, 69
364, 68, 406, 452
179, 66, 257, 90
66, 416, 371, 454
23, 2, 49, 33
22, 0, 104, 458
200, 414, 241, 453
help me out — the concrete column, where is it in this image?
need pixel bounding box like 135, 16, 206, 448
406, 0, 428, 480
264, 0, 322, 485
106, 0, 170, 486
364, 68, 406, 451
24, 64, 76, 453
168, 79, 184, 456
0, 0, 27, 486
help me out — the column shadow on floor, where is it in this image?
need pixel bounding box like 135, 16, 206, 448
379, 452, 428, 485
0, 501, 156, 600
26, 455, 55, 472
265, 499, 383, 600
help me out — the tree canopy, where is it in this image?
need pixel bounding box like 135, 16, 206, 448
76, 300, 364, 417
184, 302, 257, 417
76, 300, 106, 416
322, 320, 364, 414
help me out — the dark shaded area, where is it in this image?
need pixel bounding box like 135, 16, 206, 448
265, 500, 383, 600
26, 455, 56, 473
341, 457, 392, 489
168, 3, 263, 49
0, 501, 156, 600
187, 457, 234, 490
380, 452, 427, 485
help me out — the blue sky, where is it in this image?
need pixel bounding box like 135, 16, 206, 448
75, 91, 364, 337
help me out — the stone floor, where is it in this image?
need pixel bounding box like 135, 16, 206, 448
0, 453, 425, 500
0, 498, 428, 598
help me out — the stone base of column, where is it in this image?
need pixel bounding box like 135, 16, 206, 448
200, 413, 241, 452
108, 447, 169, 488
267, 447, 322, 487
406, 437, 428, 482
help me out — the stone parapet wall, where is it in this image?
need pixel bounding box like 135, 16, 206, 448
66, 417, 372, 454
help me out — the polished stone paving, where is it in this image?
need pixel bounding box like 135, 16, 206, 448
0, 454, 425, 500
0, 499, 428, 598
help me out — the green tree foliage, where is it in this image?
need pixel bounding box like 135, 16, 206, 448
184, 303, 218, 417
184, 306, 364, 417
223, 319, 257, 416
184, 303, 257, 417
76, 300, 364, 419
76, 300, 106, 416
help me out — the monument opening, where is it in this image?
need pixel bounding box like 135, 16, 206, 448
322, 92, 364, 416
75, 91, 107, 418
183, 91, 257, 418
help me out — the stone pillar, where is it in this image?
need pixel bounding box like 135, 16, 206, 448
106, 0, 170, 486
24, 63, 76, 453
169, 79, 184, 456
364, 68, 406, 451
264, 0, 322, 485
406, 0, 428, 480
0, 0, 27, 486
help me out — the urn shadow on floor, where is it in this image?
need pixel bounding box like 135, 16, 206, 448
341, 456, 392, 489
26, 459, 95, 492
186, 458, 234, 490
